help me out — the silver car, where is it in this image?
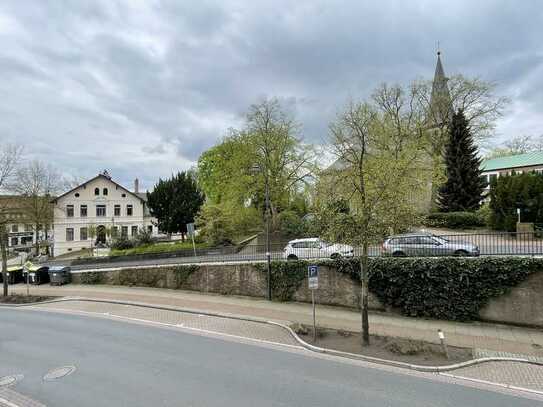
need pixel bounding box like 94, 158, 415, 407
382, 233, 479, 257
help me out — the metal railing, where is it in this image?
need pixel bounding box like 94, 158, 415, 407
44, 232, 543, 270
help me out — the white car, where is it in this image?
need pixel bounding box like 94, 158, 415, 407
283, 238, 354, 260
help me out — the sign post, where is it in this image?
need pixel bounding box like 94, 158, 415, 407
308, 265, 319, 343
187, 223, 196, 257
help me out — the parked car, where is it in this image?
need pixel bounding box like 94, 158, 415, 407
283, 238, 354, 260
382, 233, 479, 257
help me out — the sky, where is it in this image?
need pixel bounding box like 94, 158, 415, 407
0, 0, 542, 191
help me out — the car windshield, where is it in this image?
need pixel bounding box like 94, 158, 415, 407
433, 236, 450, 244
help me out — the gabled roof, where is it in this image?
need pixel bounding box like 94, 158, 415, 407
53, 173, 145, 203
480, 151, 543, 172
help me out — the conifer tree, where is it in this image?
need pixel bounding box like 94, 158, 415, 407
438, 110, 486, 211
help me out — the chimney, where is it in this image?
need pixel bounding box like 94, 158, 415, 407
134, 178, 139, 194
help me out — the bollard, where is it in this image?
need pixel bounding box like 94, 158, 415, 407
438, 329, 450, 360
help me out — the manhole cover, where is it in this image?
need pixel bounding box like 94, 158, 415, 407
43, 366, 76, 381
0, 374, 22, 387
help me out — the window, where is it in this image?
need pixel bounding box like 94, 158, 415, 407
103, 188, 108, 196
489, 174, 498, 185
94, 187, 99, 196
80, 227, 88, 241
10, 237, 18, 246
11, 224, 18, 233
114, 205, 121, 216
96, 205, 106, 217
80, 205, 88, 217
126, 205, 133, 216
147, 225, 153, 234
131, 226, 138, 236
75, 193, 80, 198
25, 224, 32, 232
121, 226, 128, 237
111, 226, 119, 238
66, 205, 74, 217
121, 193, 126, 198
66, 228, 74, 241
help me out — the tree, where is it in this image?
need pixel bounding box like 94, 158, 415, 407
197, 98, 316, 235
322, 99, 427, 346
438, 110, 486, 212
0, 144, 23, 296
12, 160, 63, 256
147, 171, 205, 240
485, 134, 543, 159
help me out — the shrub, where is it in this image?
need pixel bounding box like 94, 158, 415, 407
278, 210, 305, 238
134, 228, 155, 246
284, 257, 540, 321
110, 236, 136, 250
489, 172, 543, 231
195, 204, 235, 246
423, 211, 486, 229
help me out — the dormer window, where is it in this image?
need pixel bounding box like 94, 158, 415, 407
103, 188, 108, 196
94, 188, 99, 196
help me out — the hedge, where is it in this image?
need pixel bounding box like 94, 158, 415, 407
423, 211, 486, 229
265, 256, 541, 321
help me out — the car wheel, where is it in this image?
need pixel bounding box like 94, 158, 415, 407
392, 251, 406, 257
454, 250, 468, 257
287, 254, 298, 261
330, 253, 342, 260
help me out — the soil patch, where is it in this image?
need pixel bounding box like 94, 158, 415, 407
0, 294, 57, 304
294, 325, 472, 366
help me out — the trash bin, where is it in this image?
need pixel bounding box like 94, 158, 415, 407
6, 266, 24, 284
24, 265, 50, 285
48, 266, 71, 286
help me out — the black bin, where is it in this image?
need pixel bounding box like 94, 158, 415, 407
24, 266, 50, 285
6, 267, 24, 284
48, 266, 71, 286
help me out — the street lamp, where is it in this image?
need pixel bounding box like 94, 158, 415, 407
251, 164, 272, 301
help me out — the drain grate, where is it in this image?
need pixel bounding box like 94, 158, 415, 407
0, 374, 23, 388
43, 366, 76, 381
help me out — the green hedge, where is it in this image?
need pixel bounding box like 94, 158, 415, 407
423, 211, 486, 229
267, 256, 540, 321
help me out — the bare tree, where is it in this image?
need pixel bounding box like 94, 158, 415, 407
322, 99, 427, 346
0, 144, 23, 296
485, 134, 543, 159
12, 160, 64, 256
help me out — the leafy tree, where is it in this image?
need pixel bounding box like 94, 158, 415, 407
197, 99, 316, 235
438, 110, 486, 212
489, 173, 543, 231
147, 172, 205, 240
322, 99, 427, 346
195, 204, 235, 246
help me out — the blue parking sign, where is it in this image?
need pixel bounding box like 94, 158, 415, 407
308, 265, 318, 289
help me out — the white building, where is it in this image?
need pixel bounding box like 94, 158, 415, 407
52, 171, 158, 256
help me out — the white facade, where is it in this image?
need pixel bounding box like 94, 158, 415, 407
52, 172, 158, 256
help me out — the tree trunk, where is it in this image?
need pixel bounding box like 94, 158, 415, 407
34, 225, 40, 257
360, 242, 370, 346
1, 225, 8, 297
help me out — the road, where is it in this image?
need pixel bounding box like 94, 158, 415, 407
0, 308, 540, 406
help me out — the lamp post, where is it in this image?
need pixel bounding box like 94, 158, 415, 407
251, 164, 272, 301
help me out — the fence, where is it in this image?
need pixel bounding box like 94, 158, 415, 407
46, 231, 543, 271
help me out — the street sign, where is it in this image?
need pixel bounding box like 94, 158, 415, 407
308, 265, 318, 289
187, 223, 195, 237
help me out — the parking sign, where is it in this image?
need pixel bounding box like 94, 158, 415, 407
308, 265, 318, 289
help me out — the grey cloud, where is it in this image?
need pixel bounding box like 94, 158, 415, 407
0, 0, 541, 187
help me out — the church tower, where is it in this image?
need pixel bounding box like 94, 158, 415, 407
428, 50, 454, 129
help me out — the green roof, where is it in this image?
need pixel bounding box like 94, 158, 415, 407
480, 151, 543, 172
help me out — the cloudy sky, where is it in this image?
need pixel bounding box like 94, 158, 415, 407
0, 1, 541, 190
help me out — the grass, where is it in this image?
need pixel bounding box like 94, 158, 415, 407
110, 241, 209, 256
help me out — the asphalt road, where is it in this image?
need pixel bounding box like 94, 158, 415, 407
0, 309, 540, 407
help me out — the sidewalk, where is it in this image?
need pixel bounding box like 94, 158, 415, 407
8, 284, 543, 357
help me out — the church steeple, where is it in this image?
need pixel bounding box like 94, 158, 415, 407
428, 50, 453, 128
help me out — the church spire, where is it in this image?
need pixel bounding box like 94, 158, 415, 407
428, 49, 453, 128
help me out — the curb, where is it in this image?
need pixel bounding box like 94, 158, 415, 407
3, 296, 543, 376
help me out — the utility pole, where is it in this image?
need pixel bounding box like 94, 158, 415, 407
1, 225, 8, 296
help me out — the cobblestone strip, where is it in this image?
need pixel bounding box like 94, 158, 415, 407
32, 300, 300, 347
443, 361, 543, 393
0, 388, 45, 407
474, 348, 543, 363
